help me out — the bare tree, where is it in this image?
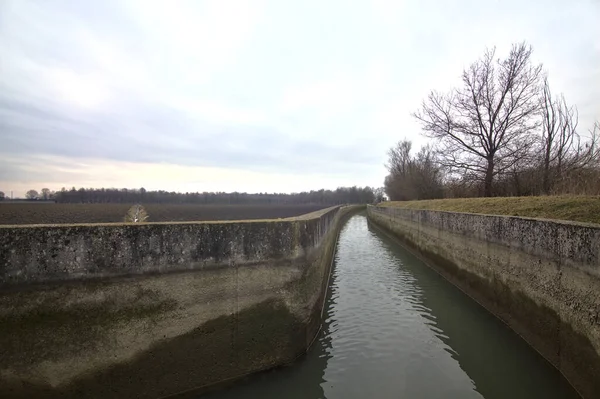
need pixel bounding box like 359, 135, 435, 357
124, 204, 149, 223
539, 77, 577, 193
413, 42, 543, 196
386, 140, 413, 177
561, 121, 600, 194
26, 189, 39, 200
0, 191, 5, 201
540, 79, 600, 193
384, 139, 444, 200
41, 188, 51, 201
414, 145, 444, 198
563, 121, 600, 174
373, 187, 386, 203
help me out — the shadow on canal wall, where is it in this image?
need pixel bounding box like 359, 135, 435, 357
0, 205, 361, 399
367, 205, 600, 399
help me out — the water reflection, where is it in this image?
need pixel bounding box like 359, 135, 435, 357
200, 214, 579, 399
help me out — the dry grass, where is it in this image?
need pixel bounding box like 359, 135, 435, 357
380, 196, 600, 225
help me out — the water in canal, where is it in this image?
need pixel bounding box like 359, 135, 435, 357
202, 214, 580, 399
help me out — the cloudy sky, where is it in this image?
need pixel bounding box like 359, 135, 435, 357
1, 0, 598, 197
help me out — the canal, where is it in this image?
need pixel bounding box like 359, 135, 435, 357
202, 213, 580, 399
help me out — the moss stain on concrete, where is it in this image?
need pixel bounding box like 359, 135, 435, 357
0, 299, 305, 399
0, 286, 178, 368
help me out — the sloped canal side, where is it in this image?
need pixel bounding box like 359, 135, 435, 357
200, 214, 580, 399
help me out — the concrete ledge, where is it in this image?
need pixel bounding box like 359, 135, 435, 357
367, 205, 600, 399
0, 205, 362, 398
0, 206, 345, 285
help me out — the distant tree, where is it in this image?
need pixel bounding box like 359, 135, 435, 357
26, 189, 39, 200
373, 187, 386, 203
384, 139, 444, 201
0, 191, 5, 201
413, 42, 543, 196
51, 186, 379, 205
41, 188, 51, 200
124, 204, 149, 223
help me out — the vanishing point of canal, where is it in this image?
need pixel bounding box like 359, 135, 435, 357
202, 213, 580, 399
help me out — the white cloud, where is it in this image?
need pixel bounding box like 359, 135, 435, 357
281, 60, 393, 115
280, 75, 355, 114
171, 98, 268, 126
118, 0, 266, 89
0, 0, 598, 194
48, 69, 111, 109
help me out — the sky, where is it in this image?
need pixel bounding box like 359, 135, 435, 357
1, 0, 599, 197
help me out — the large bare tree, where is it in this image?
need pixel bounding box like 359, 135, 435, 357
413, 42, 544, 196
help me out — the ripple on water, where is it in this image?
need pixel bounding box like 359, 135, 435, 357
319, 215, 579, 399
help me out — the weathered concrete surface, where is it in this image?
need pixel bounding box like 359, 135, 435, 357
367, 205, 600, 398
0, 205, 361, 398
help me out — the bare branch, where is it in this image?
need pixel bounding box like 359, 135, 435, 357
413, 41, 544, 196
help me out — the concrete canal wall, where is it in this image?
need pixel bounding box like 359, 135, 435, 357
0, 205, 360, 399
367, 205, 600, 398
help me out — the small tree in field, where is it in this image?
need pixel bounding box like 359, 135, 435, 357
413, 42, 544, 196
124, 204, 149, 223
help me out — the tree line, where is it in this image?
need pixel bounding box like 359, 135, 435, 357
385, 42, 600, 200
7, 186, 385, 205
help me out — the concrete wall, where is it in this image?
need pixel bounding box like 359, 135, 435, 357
0, 205, 360, 399
367, 205, 600, 399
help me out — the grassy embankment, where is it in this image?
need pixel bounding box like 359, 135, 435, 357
380, 196, 600, 225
